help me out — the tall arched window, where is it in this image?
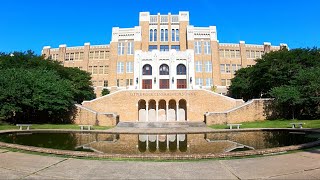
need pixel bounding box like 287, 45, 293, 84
149, 29, 153, 41
159, 64, 169, 75
154, 29, 157, 41
165, 29, 168, 41
177, 64, 186, 75
143, 64, 152, 75
161, 29, 164, 41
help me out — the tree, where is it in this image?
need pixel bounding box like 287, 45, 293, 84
101, 89, 110, 96
0, 68, 75, 123
270, 86, 302, 119
0, 51, 96, 123
228, 48, 320, 119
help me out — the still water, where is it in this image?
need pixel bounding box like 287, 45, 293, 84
0, 130, 319, 154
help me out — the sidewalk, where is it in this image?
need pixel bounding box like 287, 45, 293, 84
0, 148, 319, 179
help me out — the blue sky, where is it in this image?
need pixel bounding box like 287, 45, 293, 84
1, 0, 319, 54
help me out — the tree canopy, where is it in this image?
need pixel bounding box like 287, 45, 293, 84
0, 51, 95, 123
228, 48, 320, 119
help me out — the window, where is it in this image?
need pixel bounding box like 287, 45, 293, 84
220, 64, 225, 73
99, 51, 105, 59
219, 49, 224, 58
227, 79, 231, 86
195, 78, 203, 86
142, 79, 152, 89
221, 79, 226, 86
251, 50, 255, 58
226, 64, 231, 73
255, 51, 260, 58
89, 51, 94, 59
117, 62, 124, 73
159, 79, 169, 89
79, 52, 83, 60
70, 53, 74, 60
204, 41, 211, 54
104, 65, 109, 74
177, 79, 187, 89
177, 64, 186, 75
93, 66, 98, 74
126, 79, 133, 86
165, 29, 168, 41
154, 29, 157, 41
149, 29, 153, 41
205, 61, 212, 73
195, 41, 201, 54
65, 53, 70, 61
195, 61, 202, 72
117, 79, 120, 87
172, 29, 179, 41
118, 42, 124, 55
246, 50, 250, 58
143, 64, 152, 75
230, 50, 235, 58
206, 78, 212, 86
232, 64, 237, 74
127, 42, 134, 55
75, 52, 79, 60
176, 29, 179, 41
126, 62, 133, 73
88, 66, 92, 74
99, 66, 104, 74
237, 64, 242, 70
236, 50, 240, 58
148, 45, 157, 51
171, 45, 180, 51
225, 49, 230, 58
160, 29, 164, 41
94, 51, 99, 59
104, 80, 108, 87
159, 64, 169, 75
160, 45, 169, 52
172, 29, 175, 41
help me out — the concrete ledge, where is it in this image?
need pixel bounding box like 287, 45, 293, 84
0, 129, 319, 160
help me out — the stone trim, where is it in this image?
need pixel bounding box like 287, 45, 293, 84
0, 129, 319, 160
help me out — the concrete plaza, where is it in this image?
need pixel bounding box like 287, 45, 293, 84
0, 148, 319, 179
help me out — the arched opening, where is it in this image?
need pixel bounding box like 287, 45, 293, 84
142, 64, 152, 75
176, 64, 186, 75
158, 100, 166, 122
168, 99, 176, 121
138, 100, 146, 122
148, 99, 156, 122
178, 99, 187, 121
159, 64, 169, 75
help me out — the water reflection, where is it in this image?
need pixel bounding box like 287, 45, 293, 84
0, 131, 318, 154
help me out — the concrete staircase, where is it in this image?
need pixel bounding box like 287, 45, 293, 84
116, 121, 206, 128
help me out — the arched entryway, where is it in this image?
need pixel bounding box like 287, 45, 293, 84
168, 100, 176, 121
148, 99, 156, 122
158, 100, 166, 122
178, 99, 187, 121
138, 100, 146, 122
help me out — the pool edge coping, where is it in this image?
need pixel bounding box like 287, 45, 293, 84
0, 128, 320, 160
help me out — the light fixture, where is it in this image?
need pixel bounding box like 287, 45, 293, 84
172, 77, 174, 84
154, 77, 156, 84
190, 77, 192, 83
136, 77, 138, 84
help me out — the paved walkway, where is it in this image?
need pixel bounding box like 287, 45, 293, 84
0, 148, 319, 179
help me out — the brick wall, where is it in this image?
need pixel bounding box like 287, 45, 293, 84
205, 99, 271, 125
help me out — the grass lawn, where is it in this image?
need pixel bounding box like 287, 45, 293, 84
209, 119, 320, 129
0, 123, 110, 131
